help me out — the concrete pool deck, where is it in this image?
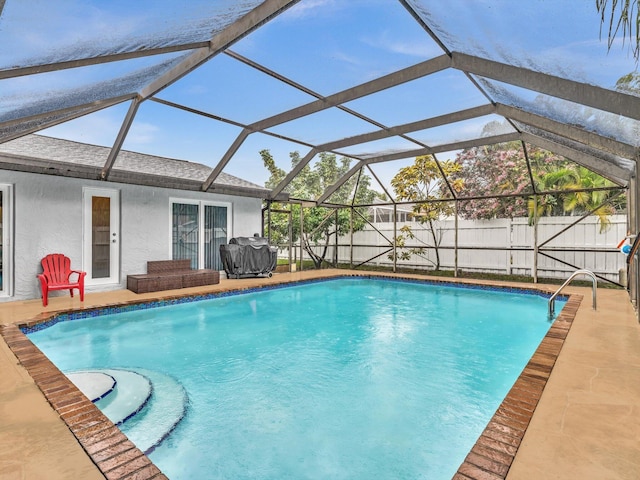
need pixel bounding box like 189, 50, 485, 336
0, 270, 638, 479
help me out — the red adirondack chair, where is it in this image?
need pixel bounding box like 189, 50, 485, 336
37, 254, 86, 307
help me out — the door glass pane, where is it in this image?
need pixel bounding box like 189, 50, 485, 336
205, 205, 227, 270
92, 196, 111, 279
173, 203, 199, 269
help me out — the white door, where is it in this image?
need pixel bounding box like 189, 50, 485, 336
83, 187, 120, 285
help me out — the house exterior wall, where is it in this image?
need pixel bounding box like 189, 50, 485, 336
1, 170, 262, 302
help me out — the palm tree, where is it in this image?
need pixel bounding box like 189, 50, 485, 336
561, 167, 618, 232
596, 0, 639, 61
528, 164, 622, 232
528, 166, 578, 225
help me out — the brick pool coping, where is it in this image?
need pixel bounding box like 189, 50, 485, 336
0, 274, 581, 480
453, 293, 582, 480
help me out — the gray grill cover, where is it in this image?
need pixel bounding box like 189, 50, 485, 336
220, 237, 277, 278
229, 236, 270, 247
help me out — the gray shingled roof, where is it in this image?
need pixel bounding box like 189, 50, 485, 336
0, 134, 268, 194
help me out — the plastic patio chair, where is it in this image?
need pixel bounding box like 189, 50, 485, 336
37, 254, 86, 307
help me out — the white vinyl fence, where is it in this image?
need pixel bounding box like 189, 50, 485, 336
287, 214, 628, 284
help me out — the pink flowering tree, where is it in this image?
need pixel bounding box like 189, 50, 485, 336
452, 142, 533, 220
451, 142, 624, 230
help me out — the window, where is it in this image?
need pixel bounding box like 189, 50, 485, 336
0, 184, 13, 296
171, 200, 231, 270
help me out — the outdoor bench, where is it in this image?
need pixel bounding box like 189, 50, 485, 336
126, 259, 220, 294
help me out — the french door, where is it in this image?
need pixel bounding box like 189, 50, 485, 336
171, 200, 230, 270
83, 188, 120, 284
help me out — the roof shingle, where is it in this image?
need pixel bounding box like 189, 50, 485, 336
0, 134, 266, 192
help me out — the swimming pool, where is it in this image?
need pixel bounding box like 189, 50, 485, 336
27, 277, 564, 479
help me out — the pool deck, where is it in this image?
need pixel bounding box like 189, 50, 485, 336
0, 269, 638, 480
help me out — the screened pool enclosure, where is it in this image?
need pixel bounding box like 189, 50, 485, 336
0, 1, 639, 302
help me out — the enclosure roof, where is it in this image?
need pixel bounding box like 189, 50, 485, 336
0, 0, 638, 204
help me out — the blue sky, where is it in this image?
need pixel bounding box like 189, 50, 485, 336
1, 0, 637, 191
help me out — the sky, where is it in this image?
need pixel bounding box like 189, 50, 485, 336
1, 0, 638, 191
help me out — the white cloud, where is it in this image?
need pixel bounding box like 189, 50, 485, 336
330, 50, 365, 68
41, 110, 124, 146
536, 36, 637, 87
126, 122, 159, 145
361, 31, 440, 58
183, 84, 209, 96
280, 0, 339, 20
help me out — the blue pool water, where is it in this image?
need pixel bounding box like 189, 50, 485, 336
28, 278, 562, 479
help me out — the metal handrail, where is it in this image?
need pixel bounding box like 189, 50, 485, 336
548, 269, 597, 317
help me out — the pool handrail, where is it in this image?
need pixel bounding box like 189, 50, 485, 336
548, 269, 597, 317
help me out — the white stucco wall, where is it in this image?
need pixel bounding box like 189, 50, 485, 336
0, 170, 263, 302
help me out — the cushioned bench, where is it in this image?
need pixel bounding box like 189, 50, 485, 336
126, 259, 220, 294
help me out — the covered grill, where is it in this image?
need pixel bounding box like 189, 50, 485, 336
219, 236, 277, 279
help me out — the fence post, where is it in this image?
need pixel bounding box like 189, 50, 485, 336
334, 208, 338, 267
454, 201, 458, 278
533, 195, 538, 283
506, 218, 512, 275
393, 204, 397, 273
288, 209, 293, 272
300, 204, 304, 272
350, 206, 354, 269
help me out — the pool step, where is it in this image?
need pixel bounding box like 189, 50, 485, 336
95, 369, 152, 425
117, 368, 188, 454
66, 371, 116, 402
67, 367, 188, 455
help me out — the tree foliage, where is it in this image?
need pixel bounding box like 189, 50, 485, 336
452, 142, 533, 219
616, 71, 640, 93
262, 149, 380, 268
529, 165, 622, 232
451, 143, 624, 231
387, 145, 625, 270
389, 155, 462, 270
